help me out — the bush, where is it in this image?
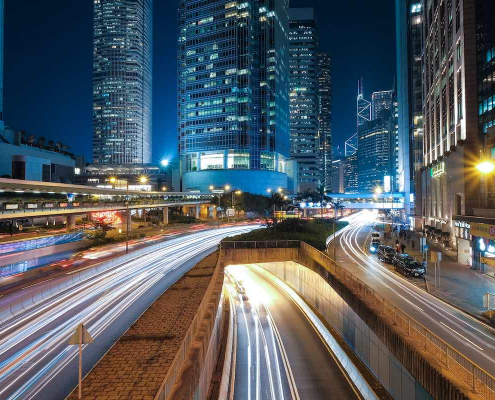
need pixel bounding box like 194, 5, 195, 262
223, 218, 348, 251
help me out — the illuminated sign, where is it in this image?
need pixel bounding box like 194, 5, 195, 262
481, 256, 495, 268
471, 223, 495, 239
5, 204, 19, 210
91, 211, 122, 225
26, 203, 38, 209
430, 162, 445, 178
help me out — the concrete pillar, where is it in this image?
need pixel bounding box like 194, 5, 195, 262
163, 206, 169, 225
143, 209, 147, 223
66, 214, 76, 232
195, 205, 200, 219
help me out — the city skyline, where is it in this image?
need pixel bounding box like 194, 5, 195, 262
2, 0, 395, 162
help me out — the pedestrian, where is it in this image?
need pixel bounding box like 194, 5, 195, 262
401, 243, 406, 253
412, 240, 415, 249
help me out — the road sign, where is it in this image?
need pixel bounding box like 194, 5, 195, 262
68, 324, 94, 399
68, 324, 94, 345
226, 208, 235, 217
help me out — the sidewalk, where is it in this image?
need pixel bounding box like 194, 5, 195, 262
383, 230, 494, 317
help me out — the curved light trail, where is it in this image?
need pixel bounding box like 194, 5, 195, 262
0, 226, 255, 400
333, 211, 495, 376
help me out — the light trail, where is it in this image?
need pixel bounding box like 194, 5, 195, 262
333, 212, 495, 374
0, 226, 255, 400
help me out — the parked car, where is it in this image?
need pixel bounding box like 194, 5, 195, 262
392, 253, 425, 277
371, 232, 380, 240
377, 245, 396, 263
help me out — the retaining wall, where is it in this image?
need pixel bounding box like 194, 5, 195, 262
222, 246, 476, 400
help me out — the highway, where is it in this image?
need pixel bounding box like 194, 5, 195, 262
226, 264, 359, 400
0, 225, 255, 400
334, 212, 495, 378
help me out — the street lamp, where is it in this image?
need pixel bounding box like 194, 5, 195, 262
160, 159, 169, 167
267, 188, 272, 194
277, 187, 283, 193
477, 160, 495, 208
476, 161, 495, 174
161, 186, 167, 191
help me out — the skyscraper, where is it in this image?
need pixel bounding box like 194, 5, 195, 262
395, 0, 423, 218
357, 116, 394, 192
317, 52, 332, 191
289, 8, 320, 192
178, 0, 290, 194
0, 0, 4, 130
372, 90, 394, 120
357, 79, 371, 127
92, 0, 153, 165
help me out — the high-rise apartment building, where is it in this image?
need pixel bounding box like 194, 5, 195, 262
343, 153, 358, 193
372, 90, 394, 120
289, 8, 320, 192
317, 52, 332, 191
178, 0, 290, 194
92, 0, 153, 165
396, 0, 424, 218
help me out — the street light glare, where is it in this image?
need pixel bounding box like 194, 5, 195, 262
139, 176, 148, 184
374, 187, 383, 195
476, 161, 495, 174
209, 185, 214, 190
225, 185, 231, 191
109, 176, 117, 184
160, 159, 169, 167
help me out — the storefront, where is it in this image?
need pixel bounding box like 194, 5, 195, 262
454, 220, 471, 265
471, 222, 495, 272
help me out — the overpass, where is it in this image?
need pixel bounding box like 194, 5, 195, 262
299, 192, 406, 210
0, 178, 216, 225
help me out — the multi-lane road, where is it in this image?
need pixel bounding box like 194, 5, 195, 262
334, 212, 495, 378
227, 265, 359, 400
0, 225, 255, 400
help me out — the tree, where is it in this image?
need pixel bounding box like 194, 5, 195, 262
315, 185, 331, 218
37, 137, 46, 147
328, 199, 345, 260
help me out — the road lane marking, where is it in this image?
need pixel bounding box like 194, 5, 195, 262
440, 322, 484, 351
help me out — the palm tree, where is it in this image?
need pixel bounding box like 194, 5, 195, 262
315, 184, 331, 218
329, 199, 345, 260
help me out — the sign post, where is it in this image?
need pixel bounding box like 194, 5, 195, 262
68, 323, 94, 399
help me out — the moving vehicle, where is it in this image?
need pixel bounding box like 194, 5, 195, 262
377, 245, 396, 263
371, 232, 380, 240
392, 253, 425, 277
369, 238, 381, 254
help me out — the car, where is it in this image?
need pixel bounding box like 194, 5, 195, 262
392, 253, 425, 277
371, 232, 380, 239
369, 239, 381, 253
377, 245, 396, 263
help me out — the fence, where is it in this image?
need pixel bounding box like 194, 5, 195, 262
300, 242, 495, 400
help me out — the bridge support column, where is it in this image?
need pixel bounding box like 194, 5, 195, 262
66, 215, 76, 232
195, 205, 200, 219
163, 207, 169, 225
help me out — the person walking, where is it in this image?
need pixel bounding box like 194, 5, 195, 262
400, 243, 406, 254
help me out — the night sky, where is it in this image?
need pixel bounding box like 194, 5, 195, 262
4, 0, 395, 162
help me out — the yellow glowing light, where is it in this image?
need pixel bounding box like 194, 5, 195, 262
225, 185, 231, 191
109, 176, 117, 184
374, 187, 383, 195
277, 187, 283, 193
476, 161, 495, 174
235, 190, 242, 195
209, 185, 214, 190
139, 176, 148, 184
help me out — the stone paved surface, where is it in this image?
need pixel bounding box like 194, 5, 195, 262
67, 252, 219, 400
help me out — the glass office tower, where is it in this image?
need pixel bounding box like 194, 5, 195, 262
178, 0, 290, 194
92, 0, 153, 165
318, 52, 332, 191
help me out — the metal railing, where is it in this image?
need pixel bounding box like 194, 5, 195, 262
154, 257, 223, 400
221, 240, 301, 249
300, 242, 495, 400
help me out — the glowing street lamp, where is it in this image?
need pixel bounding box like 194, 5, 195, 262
225, 184, 231, 191
139, 175, 148, 185
160, 159, 169, 167
476, 161, 495, 174
209, 185, 214, 191
267, 188, 272, 194
277, 187, 283, 193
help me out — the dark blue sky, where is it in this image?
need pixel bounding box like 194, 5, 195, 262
4, 0, 395, 162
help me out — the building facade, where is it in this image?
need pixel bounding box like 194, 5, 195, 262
289, 8, 320, 192
0, 0, 3, 130
358, 117, 394, 192
357, 79, 371, 128
395, 0, 424, 219
421, 0, 480, 250
317, 52, 332, 191
343, 153, 358, 193
178, 0, 290, 194
372, 90, 394, 120
92, 0, 153, 165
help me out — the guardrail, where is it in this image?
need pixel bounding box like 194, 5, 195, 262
221, 240, 301, 249
300, 242, 495, 400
